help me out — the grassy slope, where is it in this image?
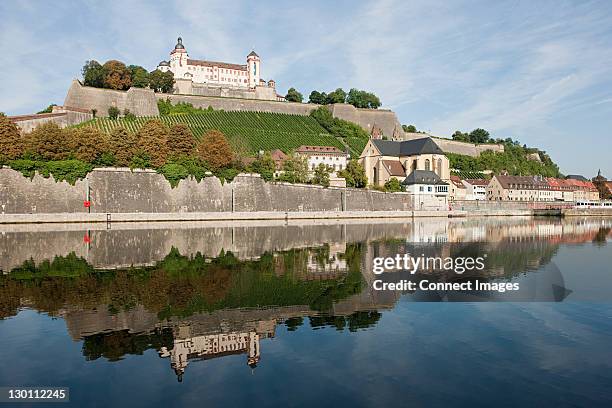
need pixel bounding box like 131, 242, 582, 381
78, 111, 345, 154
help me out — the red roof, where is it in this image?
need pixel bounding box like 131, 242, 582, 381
295, 145, 345, 154
464, 178, 488, 186
381, 160, 405, 176
450, 175, 466, 188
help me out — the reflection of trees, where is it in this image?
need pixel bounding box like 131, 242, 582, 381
0, 245, 364, 320
308, 311, 382, 332
82, 328, 174, 362
593, 228, 610, 246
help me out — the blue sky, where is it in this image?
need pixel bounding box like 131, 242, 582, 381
1, 0, 611, 177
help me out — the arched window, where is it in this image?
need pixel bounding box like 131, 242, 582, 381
437, 158, 443, 176
425, 159, 430, 171
373, 167, 378, 185
412, 161, 417, 172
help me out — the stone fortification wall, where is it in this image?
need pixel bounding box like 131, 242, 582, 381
63, 80, 159, 117
8, 106, 93, 133
404, 132, 504, 157
0, 168, 415, 216
328, 104, 403, 140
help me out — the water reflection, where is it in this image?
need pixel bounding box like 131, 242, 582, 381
0, 217, 611, 383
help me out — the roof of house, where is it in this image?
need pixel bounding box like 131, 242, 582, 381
494, 175, 549, 190
566, 174, 588, 182
247, 50, 259, 58
187, 59, 248, 71
381, 160, 405, 177
402, 170, 448, 185
295, 145, 345, 154
270, 149, 288, 161
605, 181, 612, 194
450, 175, 466, 188
372, 137, 444, 157
463, 178, 489, 186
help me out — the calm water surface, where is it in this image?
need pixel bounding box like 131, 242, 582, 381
0, 217, 611, 407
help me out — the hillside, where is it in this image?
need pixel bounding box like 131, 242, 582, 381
78, 111, 345, 154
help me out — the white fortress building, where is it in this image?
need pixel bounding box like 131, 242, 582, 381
157, 37, 282, 101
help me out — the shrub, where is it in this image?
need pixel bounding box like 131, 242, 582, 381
384, 177, 403, 192
108, 127, 137, 166
0, 113, 24, 160
278, 154, 308, 183
168, 123, 196, 159
312, 163, 332, 187
195, 130, 233, 171
8, 159, 93, 185
129, 152, 151, 169
123, 109, 136, 121
135, 119, 169, 168
249, 152, 276, 181
108, 106, 120, 120
338, 160, 367, 188
25, 122, 70, 160
158, 163, 190, 187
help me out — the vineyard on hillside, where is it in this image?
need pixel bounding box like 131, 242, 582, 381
78, 111, 347, 154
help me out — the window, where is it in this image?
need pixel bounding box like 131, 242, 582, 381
419, 186, 424, 192
425, 159, 430, 171
437, 159, 443, 176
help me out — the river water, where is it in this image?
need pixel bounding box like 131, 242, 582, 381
0, 217, 611, 407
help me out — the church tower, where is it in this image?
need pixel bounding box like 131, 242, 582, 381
169, 37, 189, 78
247, 50, 260, 88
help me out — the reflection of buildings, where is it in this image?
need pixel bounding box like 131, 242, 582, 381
305, 243, 347, 277
159, 320, 276, 381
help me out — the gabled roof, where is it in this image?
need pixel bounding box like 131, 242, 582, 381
463, 178, 488, 186
372, 137, 443, 157
566, 174, 588, 182
187, 59, 247, 71
450, 175, 466, 188
402, 170, 448, 185
381, 160, 405, 177
295, 145, 345, 154
494, 175, 549, 190
247, 50, 259, 58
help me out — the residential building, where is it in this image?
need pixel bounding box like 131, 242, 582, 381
448, 175, 467, 201
294, 145, 349, 175
401, 170, 449, 210
358, 137, 450, 187
487, 175, 598, 201
462, 179, 488, 200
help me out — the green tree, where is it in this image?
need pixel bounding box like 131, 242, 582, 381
128, 65, 150, 88
102, 60, 132, 90
384, 177, 403, 192
249, 151, 276, 181
108, 106, 120, 119
108, 127, 137, 166
285, 88, 304, 103
195, 130, 233, 171
326, 88, 347, 104
402, 124, 417, 133
0, 113, 24, 160
308, 90, 327, 104
279, 154, 309, 183
135, 119, 170, 167
82, 60, 105, 88
338, 160, 368, 188
149, 69, 175, 93
451, 130, 470, 142
167, 123, 197, 159
37, 104, 57, 114
312, 163, 332, 187
71, 127, 110, 163
469, 128, 490, 144
346, 88, 381, 109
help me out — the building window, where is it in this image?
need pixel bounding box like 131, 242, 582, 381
437, 159, 443, 176
425, 159, 430, 171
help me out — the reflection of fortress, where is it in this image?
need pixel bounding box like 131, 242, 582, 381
159, 320, 275, 381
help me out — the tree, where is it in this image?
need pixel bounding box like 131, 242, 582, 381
135, 119, 170, 167
338, 160, 367, 188
71, 127, 110, 163
109, 127, 137, 166
326, 88, 347, 104
149, 69, 175, 93
195, 130, 233, 171
26, 122, 70, 160
469, 128, 490, 144
102, 60, 132, 90
312, 163, 332, 187
82, 60, 105, 88
451, 130, 470, 142
285, 88, 303, 103
167, 123, 196, 159
0, 113, 24, 160
308, 90, 327, 104
592, 170, 612, 200
346, 88, 381, 109
278, 154, 308, 183
402, 124, 417, 133
128, 65, 150, 88
384, 177, 403, 192
108, 106, 120, 119
249, 151, 276, 181
123, 109, 136, 121
37, 104, 57, 114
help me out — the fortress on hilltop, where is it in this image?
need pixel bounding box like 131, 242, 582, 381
157, 37, 282, 101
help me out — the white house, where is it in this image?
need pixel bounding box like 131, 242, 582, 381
462, 179, 488, 200
401, 170, 449, 210
294, 145, 349, 175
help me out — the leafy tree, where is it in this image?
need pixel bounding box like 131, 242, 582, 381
338, 160, 367, 188
135, 119, 170, 168
37, 104, 57, 114
308, 90, 327, 104
71, 127, 110, 163
25, 122, 70, 160
285, 87, 303, 103
249, 151, 276, 181
346, 88, 381, 109
312, 163, 332, 187
326, 88, 347, 104
384, 177, 403, 192
310, 107, 369, 139
149, 69, 175, 93
82, 60, 105, 88
102, 60, 132, 90
108, 106, 120, 119
451, 130, 470, 142
278, 154, 309, 183
167, 123, 196, 159
469, 128, 490, 144
108, 127, 137, 166
123, 109, 136, 121
0, 113, 24, 160
592, 171, 612, 200
402, 124, 417, 133
195, 130, 233, 171
128, 65, 150, 88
